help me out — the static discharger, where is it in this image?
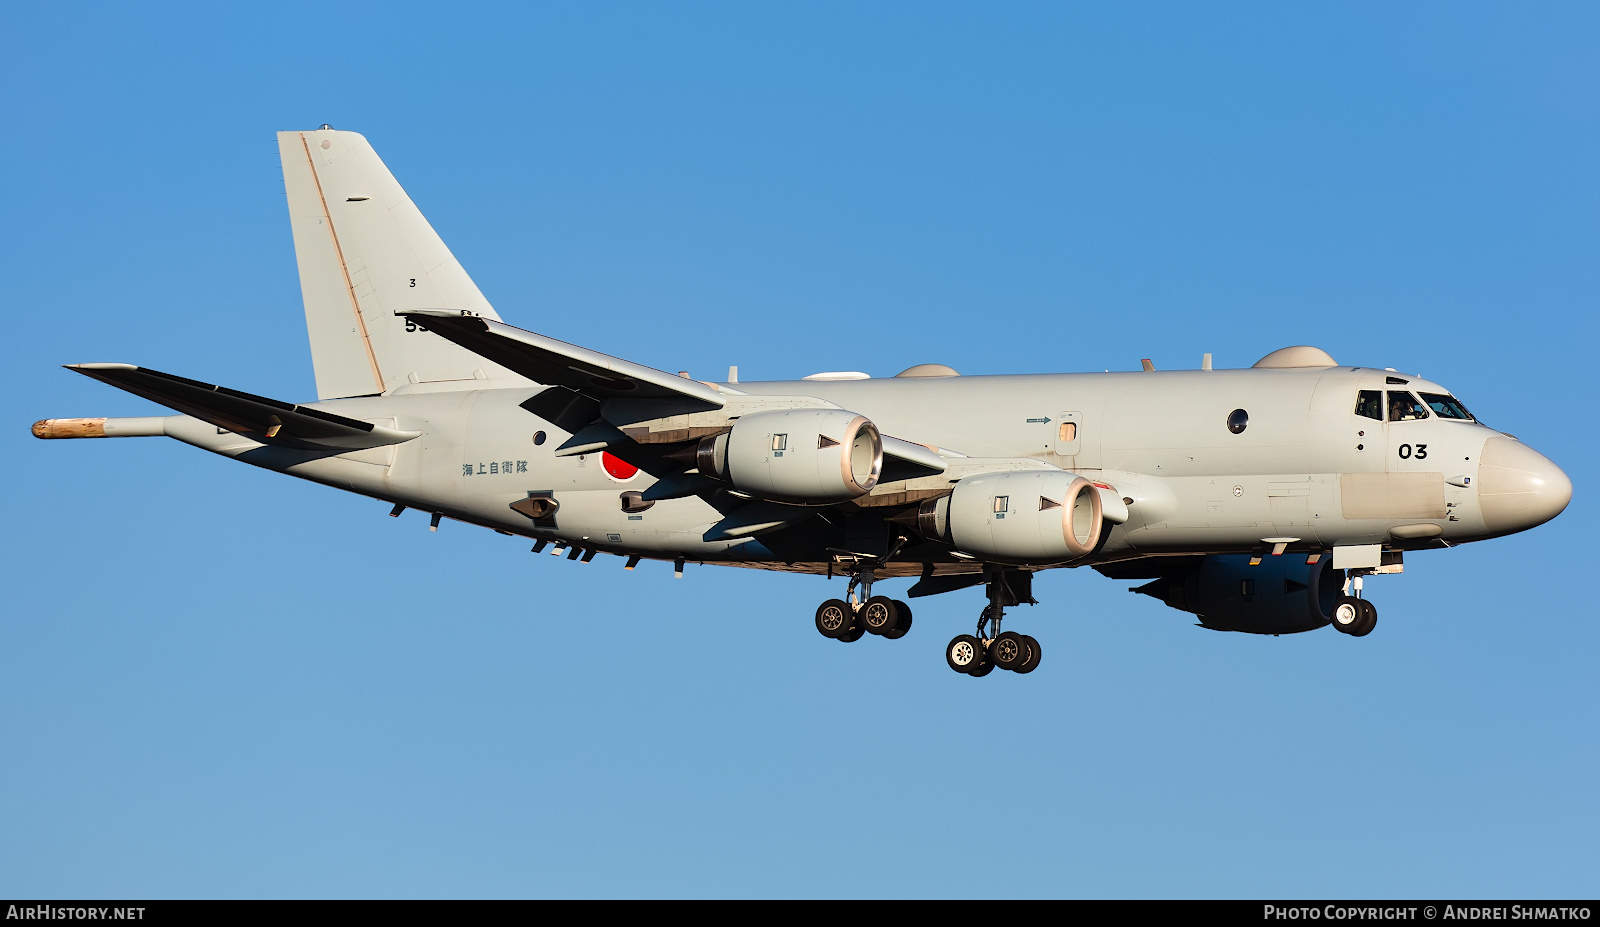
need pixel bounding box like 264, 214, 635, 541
674, 558, 685, 578
531, 540, 548, 553
625, 555, 641, 570
566, 546, 583, 561
580, 549, 597, 563
389, 503, 405, 517
429, 513, 442, 532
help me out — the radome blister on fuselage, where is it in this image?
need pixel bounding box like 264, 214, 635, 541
34, 127, 1570, 675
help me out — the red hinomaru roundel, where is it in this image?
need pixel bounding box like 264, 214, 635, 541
602, 452, 638, 481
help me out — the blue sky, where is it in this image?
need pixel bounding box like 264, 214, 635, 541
2, 2, 1596, 898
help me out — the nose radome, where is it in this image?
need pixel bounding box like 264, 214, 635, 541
1477, 436, 1572, 535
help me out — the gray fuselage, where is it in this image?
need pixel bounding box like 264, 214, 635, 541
151, 362, 1569, 575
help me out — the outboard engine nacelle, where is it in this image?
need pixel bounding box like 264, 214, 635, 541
918, 470, 1103, 563
1133, 554, 1342, 634
695, 408, 882, 503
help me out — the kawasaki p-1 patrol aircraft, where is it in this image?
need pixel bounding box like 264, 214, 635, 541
34, 127, 1572, 677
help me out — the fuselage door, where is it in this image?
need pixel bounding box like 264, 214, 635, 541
1053, 412, 1082, 458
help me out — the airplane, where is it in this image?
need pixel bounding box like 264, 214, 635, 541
32, 126, 1572, 677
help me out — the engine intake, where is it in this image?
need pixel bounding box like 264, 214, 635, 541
695, 408, 882, 503
918, 470, 1103, 563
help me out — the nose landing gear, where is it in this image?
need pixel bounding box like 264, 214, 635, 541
1332, 571, 1379, 637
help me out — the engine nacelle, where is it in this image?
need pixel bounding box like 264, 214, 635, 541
918, 470, 1104, 563
1133, 554, 1342, 634
695, 408, 882, 503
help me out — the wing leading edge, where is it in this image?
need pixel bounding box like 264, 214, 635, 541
398, 310, 726, 410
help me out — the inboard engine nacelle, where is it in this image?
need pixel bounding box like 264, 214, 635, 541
695, 408, 883, 503
917, 470, 1104, 564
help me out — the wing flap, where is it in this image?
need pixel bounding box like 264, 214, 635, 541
67, 364, 419, 450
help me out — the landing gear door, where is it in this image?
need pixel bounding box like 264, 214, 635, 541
1053, 411, 1082, 459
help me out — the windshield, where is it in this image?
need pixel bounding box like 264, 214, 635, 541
1418, 392, 1474, 421
1388, 391, 1430, 422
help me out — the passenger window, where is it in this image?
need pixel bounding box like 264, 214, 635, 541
1355, 390, 1383, 421
1387, 392, 1429, 422
1058, 422, 1076, 442
1418, 392, 1474, 421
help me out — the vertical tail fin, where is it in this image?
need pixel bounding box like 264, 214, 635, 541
278, 127, 511, 399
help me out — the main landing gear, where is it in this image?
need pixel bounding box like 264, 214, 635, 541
945, 566, 1041, 677
1331, 570, 1379, 637
814, 568, 913, 643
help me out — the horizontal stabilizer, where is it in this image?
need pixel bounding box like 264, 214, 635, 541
399, 311, 725, 409
67, 364, 420, 450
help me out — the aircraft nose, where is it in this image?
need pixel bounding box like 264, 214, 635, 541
1477, 436, 1572, 535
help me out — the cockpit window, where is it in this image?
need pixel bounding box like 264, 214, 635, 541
1418, 392, 1474, 421
1387, 391, 1430, 422
1355, 390, 1383, 421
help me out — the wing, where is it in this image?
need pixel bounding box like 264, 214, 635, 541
400, 311, 945, 486
397, 310, 725, 410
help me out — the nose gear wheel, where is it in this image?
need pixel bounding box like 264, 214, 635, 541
1331, 594, 1378, 637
